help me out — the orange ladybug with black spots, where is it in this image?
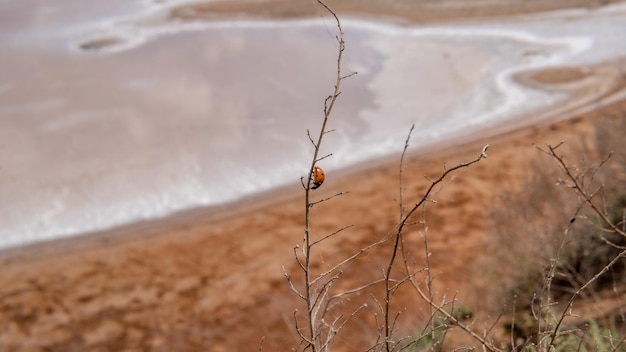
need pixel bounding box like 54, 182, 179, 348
311, 166, 325, 189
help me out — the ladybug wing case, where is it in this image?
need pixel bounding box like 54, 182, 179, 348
311, 166, 325, 189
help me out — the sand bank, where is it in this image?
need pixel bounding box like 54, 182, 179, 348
169, 0, 626, 23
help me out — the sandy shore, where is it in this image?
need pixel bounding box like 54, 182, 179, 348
1, 1, 626, 351
169, 0, 626, 23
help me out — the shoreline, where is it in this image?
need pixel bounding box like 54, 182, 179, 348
0, 179, 302, 264
168, 0, 626, 24
0, 98, 618, 265
3, 89, 625, 264
2, 58, 625, 263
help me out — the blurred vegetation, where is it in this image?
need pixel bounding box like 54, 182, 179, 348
487, 113, 626, 350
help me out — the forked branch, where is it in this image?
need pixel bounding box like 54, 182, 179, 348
383, 142, 489, 351
292, 1, 361, 351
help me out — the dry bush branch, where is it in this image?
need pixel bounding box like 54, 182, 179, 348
310, 224, 353, 247
310, 237, 386, 287
298, 0, 350, 346
539, 143, 625, 240
518, 141, 626, 351
284, 2, 390, 351
382, 139, 489, 351
310, 192, 350, 208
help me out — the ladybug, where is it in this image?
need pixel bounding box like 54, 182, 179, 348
311, 166, 325, 190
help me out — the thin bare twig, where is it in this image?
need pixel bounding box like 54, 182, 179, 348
310, 224, 353, 247
284, 265, 306, 300
310, 191, 350, 207
290, 1, 361, 350
384, 143, 489, 351
398, 124, 415, 222
540, 143, 624, 238
411, 281, 503, 352
310, 237, 386, 287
